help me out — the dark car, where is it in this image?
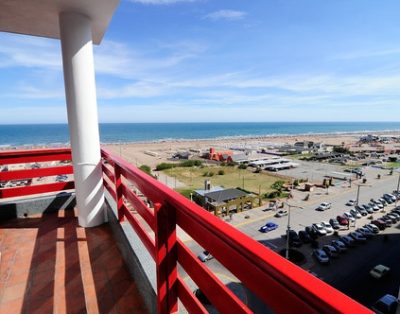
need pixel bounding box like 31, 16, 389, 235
382, 215, 395, 225
305, 226, 319, 239
371, 220, 386, 230
286, 230, 302, 247
298, 230, 312, 243
362, 204, 374, 214
329, 218, 340, 230
356, 205, 368, 216
322, 245, 339, 258
336, 215, 349, 226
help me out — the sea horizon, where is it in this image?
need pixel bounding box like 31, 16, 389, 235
1, 122, 400, 147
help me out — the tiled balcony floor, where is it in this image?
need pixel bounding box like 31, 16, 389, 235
0, 209, 148, 313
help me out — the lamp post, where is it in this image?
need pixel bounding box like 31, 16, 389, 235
284, 202, 303, 260
395, 169, 400, 207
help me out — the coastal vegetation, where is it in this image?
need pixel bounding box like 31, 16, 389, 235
162, 165, 287, 196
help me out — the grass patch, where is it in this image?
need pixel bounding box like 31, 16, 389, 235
163, 165, 286, 195
385, 162, 400, 169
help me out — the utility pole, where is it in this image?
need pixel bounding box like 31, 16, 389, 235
285, 202, 303, 260
395, 170, 400, 207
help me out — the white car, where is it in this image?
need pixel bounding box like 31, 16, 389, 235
343, 212, 355, 222
321, 221, 334, 234
346, 200, 355, 206
370, 265, 390, 279
349, 209, 362, 219
275, 210, 288, 218
316, 202, 331, 211
312, 223, 327, 236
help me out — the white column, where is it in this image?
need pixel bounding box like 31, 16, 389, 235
59, 12, 105, 227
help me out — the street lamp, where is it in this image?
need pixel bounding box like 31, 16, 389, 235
395, 169, 400, 207
284, 202, 304, 260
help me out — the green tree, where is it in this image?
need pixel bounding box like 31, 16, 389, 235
271, 180, 285, 195
139, 165, 152, 176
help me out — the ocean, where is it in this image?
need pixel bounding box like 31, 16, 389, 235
0, 122, 400, 146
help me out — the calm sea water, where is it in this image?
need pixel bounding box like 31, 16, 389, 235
0, 122, 400, 146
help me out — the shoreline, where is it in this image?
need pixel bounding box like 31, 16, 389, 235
1, 129, 400, 148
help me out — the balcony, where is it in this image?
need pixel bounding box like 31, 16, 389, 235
0, 148, 373, 313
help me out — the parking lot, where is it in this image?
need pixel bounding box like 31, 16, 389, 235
182, 165, 400, 311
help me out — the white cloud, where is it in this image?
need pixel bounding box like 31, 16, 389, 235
204, 10, 247, 21
128, 0, 197, 4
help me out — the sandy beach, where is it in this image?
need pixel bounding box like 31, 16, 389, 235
102, 131, 400, 169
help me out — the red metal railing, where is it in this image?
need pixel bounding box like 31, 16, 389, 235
101, 148, 373, 314
0, 148, 74, 198
0, 148, 373, 313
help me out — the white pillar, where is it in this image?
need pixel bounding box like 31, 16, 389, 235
59, 12, 105, 227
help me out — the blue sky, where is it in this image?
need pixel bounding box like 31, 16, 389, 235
1, 0, 400, 123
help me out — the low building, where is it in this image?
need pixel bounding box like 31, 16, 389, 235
193, 186, 257, 216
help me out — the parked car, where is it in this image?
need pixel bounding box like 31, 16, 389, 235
275, 210, 288, 217
378, 198, 388, 206
371, 219, 386, 230
380, 216, 393, 227
384, 193, 396, 202
298, 230, 311, 243
349, 231, 367, 243
346, 199, 355, 206
331, 240, 347, 252
350, 209, 362, 219
364, 223, 379, 234
371, 294, 398, 314
198, 251, 214, 262
343, 212, 356, 222
389, 211, 400, 220
312, 223, 327, 236
337, 215, 349, 226
368, 202, 380, 211
370, 265, 390, 279
339, 235, 355, 247
371, 199, 384, 208
355, 205, 368, 216
316, 202, 331, 211
305, 226, 319, 239
329, 218, 341, 230
357, 227, 373, 238
362, 204, 374, 214
387, 213, 399, 222
259, 222, 279, 233
322, 245, 339, 258
286, 230, 302, 247
321, 221, 334, 234
312, 249, 330, 264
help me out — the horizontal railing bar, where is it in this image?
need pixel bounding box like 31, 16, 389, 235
0, 148, 71, 165
101, 162, 115, 182
122, 182, 155, 231
0, 165, 73, 181
176, 276, 208, 314
177, 239, 249, 313
0, 181, 74, 198
123, 204, 156, 261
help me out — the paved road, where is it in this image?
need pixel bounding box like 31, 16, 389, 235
183, 165, 400, 312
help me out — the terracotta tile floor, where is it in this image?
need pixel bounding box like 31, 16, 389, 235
0, 209, 148, 314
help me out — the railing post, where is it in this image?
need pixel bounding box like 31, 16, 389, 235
154, 202, 178, 314
114, 165, 124, 222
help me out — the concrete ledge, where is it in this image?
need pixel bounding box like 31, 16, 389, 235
0, 192, 76, 220
104, 194, 157, 314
